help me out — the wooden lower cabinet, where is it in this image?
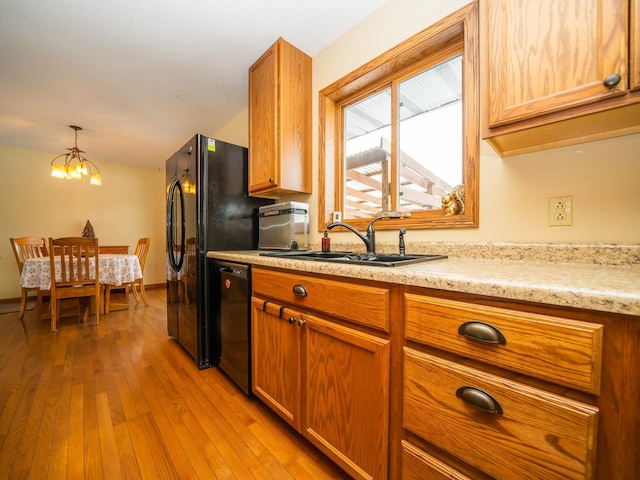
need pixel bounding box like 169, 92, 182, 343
399, 288, 640, 480
249, 266, 639, 479
251, 294, 390, 479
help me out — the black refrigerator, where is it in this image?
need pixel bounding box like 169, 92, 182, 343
166, 134, 271, 368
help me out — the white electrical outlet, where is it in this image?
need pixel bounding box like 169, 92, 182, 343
548, 196, 573, 226
332, 211, 342, 222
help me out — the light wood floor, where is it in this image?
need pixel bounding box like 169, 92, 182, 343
0, 289, 350, 479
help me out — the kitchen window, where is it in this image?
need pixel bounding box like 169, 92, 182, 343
318, 2, 479, 232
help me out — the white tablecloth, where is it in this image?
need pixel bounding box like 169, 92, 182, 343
20, 254, 143, 290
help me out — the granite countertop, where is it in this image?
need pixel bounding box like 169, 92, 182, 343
206, 243, 640, 317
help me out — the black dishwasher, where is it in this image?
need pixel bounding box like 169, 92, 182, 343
215, 261, 251, 394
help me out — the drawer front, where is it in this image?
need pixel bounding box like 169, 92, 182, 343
404, 294, 603, 394
403, 348, 598, 480
253, 267, 390, 332
401, 440, 473, 480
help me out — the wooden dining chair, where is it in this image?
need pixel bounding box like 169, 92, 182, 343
104, 237, 151, 314
9, 237, 49, 319
48, 237, 100, 332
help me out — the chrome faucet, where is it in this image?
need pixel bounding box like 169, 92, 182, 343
327, 211, 410, 254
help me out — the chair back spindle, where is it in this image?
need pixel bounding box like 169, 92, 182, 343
135, 237, 152, 273
10, 237, 48, 274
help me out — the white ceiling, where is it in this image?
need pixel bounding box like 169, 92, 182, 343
0, 0, 389, 169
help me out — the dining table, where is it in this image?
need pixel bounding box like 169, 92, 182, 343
20, 254, 143, 314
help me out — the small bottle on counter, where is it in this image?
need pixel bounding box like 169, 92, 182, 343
321, 230, 331, 252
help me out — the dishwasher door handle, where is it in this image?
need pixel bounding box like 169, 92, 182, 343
220, 266, 234, 273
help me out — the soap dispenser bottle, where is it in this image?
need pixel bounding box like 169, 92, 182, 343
321, 230, 331, 252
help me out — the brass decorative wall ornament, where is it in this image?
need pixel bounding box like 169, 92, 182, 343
441, 184, 465, 216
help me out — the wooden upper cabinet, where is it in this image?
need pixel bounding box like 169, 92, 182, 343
485, 0, 627, 127
482, 0, 640, 156
632, 0, 640, 91
248, 37, 312, 198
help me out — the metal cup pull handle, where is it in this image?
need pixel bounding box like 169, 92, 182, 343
458, 321, 506, 345
456, 386, 503, 414
292, 284, 308, 297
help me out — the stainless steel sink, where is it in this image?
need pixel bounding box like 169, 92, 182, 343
259, 250, 447, 267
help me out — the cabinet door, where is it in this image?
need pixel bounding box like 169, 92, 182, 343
251, 297, 301, 430
633, 0, 640, 91
248, 43, 279, 194
484, 0, 628, 128
303, 314, 390, 480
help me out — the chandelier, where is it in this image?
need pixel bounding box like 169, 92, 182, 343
50, 125, 102, 185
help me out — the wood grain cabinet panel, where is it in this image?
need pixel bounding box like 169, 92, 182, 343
253, 267, 390, 332
248, 37, 312, 198
304, 314, 390, 480
404, 293, 603, 394
403, 348, 599, 480
632, 0, 640, 91
401, 441, 474, 480
485, 0, 627, 127
482, 0, 640, 156
251, 297, 302, 430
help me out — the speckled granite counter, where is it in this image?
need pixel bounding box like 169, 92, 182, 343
207, 243, 640, 317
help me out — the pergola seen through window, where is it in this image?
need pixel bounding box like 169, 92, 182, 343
343, 55, 462, 219
319, 2, 479, 232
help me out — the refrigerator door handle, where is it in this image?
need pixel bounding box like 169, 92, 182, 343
167, 178, 186, 272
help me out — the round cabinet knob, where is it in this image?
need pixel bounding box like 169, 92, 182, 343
297, 318, 306, 327
269, 177, 274, 183
603, 73, 621, 88
288, 316, 296, 324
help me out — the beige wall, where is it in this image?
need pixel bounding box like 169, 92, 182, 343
2, 0, 639, 298
302, 0, 640, 246
214, 110, 249, 148
0, 146, 166, 299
